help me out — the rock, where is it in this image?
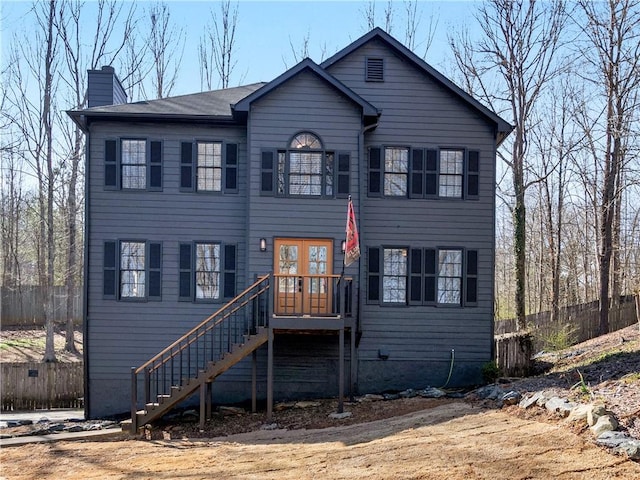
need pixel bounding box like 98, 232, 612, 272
64, 425, 84, 433
399, 389, 417, 398
383, 393, 400, 401
218, 406, 245, 416
596, 432, 640, 460
260, 423, 280, 431
329, 411, 352, 420
294, 401, 321, 409
359, 394, 385, 402
48, 423, 65, 432
446, 391, 465, 399
419, 387, 447, 398
502, 391, 522, 406
590, 414, 618, 437
596, 431, 631, 448
0, 421, 7, 429
614, 441, 640, 460
181, 409, 198, 420
544, 397, 576, 417
473, 385, 505, 400
274, 402, 296, 411
587, 404, 607, 427
566, 404, 593, 424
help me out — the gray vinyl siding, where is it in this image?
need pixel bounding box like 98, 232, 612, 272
328, 38, 497, 391
246, 70, 363, 281
87, 70, 126, 107
86, 122, 248, 417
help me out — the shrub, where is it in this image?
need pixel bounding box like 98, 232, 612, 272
538, 323, 577, 351
481, 361, 501, 383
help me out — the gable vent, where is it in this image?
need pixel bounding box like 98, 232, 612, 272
366, 57, 384, 82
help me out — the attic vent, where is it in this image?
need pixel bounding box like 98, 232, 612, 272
366, 57, 384, 82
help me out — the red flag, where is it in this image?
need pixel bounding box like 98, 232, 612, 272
345, 197, 360, 266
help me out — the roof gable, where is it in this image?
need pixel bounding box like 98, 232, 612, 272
232, 58, 380, 121
322, 27, 513, 144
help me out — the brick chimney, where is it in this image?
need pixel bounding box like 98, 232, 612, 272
87, 66, 127, 108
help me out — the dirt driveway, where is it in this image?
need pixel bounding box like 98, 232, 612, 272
1, 401, 638, 480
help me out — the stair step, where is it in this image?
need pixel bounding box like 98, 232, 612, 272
158, 394, 171, 403
145, 402, 160, 409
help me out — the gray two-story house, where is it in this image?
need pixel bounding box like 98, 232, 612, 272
69, 28, 511, 428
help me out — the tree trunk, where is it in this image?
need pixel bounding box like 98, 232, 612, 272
42, 0, 57, 363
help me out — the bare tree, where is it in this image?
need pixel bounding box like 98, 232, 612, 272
145, 1, 184, 99
199, 0, 239, 90
450, 0, 568, 331
576, 0, 640, 334
56, 0, 134, 352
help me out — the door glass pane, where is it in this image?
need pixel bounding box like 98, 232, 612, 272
279, 245, 298, 293
308, 245, 327, 293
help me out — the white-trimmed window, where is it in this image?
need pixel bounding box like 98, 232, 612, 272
120, 241, 146, 298
438, 249, 463, 304
103, 240, 162, 300
195, 243, 221, 299
261, 133, 350, 198
384, 147, 409, 196
439, 149, 464, 198
367, 246, 478, 307
121, 140, 147, 189
197, 142, 222, 191
382, 248, 407, 303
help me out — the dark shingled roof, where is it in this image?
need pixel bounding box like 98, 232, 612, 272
68, 82, 266, 129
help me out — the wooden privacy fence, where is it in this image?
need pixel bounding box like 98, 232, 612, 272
494, 331, 533, 377
495, 295, 638, 352
0, 286, 82, 328
1, 362, 83, 411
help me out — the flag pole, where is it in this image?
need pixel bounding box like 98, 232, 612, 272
341, 195, 350, 279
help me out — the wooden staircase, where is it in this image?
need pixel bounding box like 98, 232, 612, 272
124, 275, 271, 432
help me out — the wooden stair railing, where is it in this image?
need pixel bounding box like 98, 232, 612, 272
128, 275, 271, 432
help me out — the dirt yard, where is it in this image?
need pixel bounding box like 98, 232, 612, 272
1, 401, 639, 479
1, 324, 639, 479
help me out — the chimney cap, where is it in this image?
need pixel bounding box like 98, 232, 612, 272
101, 65, 115, 72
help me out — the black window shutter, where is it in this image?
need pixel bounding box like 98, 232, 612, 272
148, 242, 162, 300
424, 248, 436, 304
410, 149, 424, 198
465, 249, 478, 306
223, 244, 237, 298
337, 152, 350, 197
368, 147, 382, 196
367, 247, 380, 302
149, 141, 162, 190
261, 150, 274, 195
180, 142, 194, 191
425, 149, 438, 197
104, 140, 117, 189
466, 150, 479, 199
225, 143, 238, 193
178, 243, 193, 301
409, 248, 423, 304
103, 241, 117, 299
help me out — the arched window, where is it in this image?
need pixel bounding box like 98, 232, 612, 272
278, 132, 333, 196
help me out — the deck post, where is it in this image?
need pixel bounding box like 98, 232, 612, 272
252, 350, 258, 413
267, 328, 274, 420
205, 381, 212, 420
338, 327, 344, 413
199, 382, 206, 430
131, 367, 138, 432
350, 324, 356, 400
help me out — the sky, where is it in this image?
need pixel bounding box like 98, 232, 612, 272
0, 0, 477, 98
